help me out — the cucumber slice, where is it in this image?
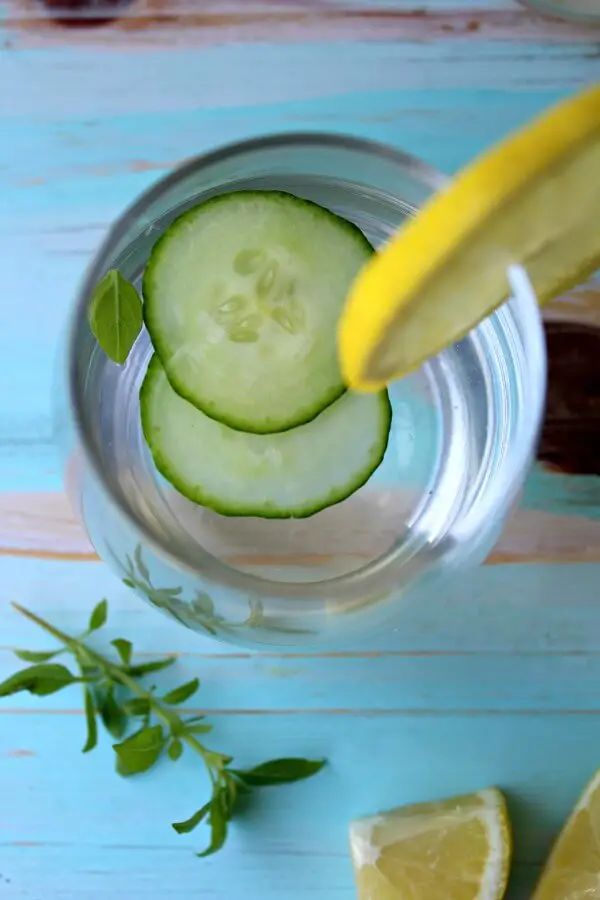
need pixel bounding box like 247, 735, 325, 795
143, 191, 373, 434
141, 355, 392, 519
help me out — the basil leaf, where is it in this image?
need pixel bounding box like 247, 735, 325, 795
98, 687, 127, 739
88, 269, 143, 365
82, 688, 98, 753
127, 657, 176, 678
162, 678, 199, 706
168, 738, 183, 761
88, 599, 108, 632
172, 801, 210, 835
111, 638, 132, 666
0, 663, 79, 697
14, 649, 59, 663
113, 724, 165, 776
196, 792, 228, 858
233, 757, 326, 787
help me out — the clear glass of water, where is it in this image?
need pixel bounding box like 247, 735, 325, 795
54, 134, 547, 648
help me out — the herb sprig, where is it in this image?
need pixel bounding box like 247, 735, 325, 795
1, 601, 325, 857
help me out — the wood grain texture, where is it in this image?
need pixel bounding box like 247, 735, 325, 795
5, 488, 600, 563
2, 1, 600, 896
3, 555, 600, 899
1, 1, 595, 47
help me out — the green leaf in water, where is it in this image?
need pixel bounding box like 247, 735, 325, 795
88, 269, 143, 365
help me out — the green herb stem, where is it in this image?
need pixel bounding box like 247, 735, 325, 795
6, 599, 326, 857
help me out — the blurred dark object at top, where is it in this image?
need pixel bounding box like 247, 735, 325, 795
36, 0, 134, 27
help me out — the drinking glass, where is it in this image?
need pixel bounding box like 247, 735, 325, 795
54, 134, 547, 648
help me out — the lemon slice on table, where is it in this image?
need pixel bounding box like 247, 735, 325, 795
338, 83, 600, 391
532, 769, 600, 900
349, 788, 511, 900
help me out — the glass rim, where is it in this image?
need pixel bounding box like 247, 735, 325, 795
65, 131, 544, 599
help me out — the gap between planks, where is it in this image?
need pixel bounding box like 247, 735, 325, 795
4, 706, 600, 716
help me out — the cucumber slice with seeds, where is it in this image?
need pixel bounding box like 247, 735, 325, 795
141, 356, 391, 519
143, 191, 373, 434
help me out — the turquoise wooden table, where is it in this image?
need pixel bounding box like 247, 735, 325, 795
2, 2, 600, 897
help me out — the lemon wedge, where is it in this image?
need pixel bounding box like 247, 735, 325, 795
338, 83, 600, 391
532, 769, 600, 900
349, 788, 511, 900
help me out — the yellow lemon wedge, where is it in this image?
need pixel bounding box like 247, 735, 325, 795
338, 83, 600, 391
349, 788, 511, 900
532, 769, 600, 900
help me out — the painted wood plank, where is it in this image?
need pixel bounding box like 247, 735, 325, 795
4, 554, 600, 654
2, 45, 597, 123
3, 551, 599, 895
6, 640, 600, 711
1, 1, 595, 47
4, 488, 600, 564
0, 709, 596, 898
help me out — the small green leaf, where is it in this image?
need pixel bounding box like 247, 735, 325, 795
82, 687, 98, 753
133, 545, 150, 582
122, 697, 151, 718
14, 649, 59, 663
123, 578, 136, 589
88, 269, 143, 365
168, 738, 183, 761
191, 591, 214, 618
98, 687, 127, 739
163, 707, 185, 737
172, 801, 210, 835
127, 657, 176, 678
197, 792, 228, 858
0, 663, 79, 698
233, 757, 326, 787
88, 599, 108, 633
113, 724, 165, 776
162, 678, 200, 706
186, 724, 213, 736
111, 638, 132, 666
